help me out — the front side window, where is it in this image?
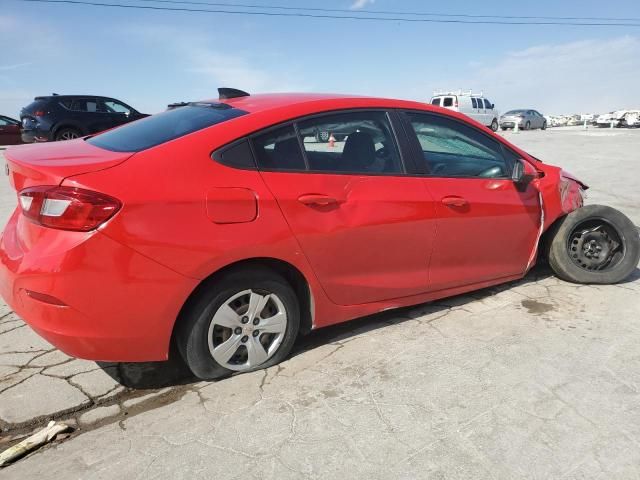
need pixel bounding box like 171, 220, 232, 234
88, 103, 247, 152
443, 97, 454, 107
431, 97, 441, 106
406, 112, 509, 178
296, 111, 403, 174
103, 100, 131, 115
484, 99, 493, 110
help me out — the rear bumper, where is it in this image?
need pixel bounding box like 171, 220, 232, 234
21, 129, 49, 143
0, 210, 198, 361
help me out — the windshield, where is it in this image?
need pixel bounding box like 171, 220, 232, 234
87, 103, 248, 152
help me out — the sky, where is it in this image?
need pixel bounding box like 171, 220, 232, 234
1, 0, 640, 117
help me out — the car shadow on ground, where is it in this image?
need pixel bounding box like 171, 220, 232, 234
97, 264, 639, 390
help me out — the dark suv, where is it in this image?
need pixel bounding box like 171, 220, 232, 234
20, 94, 147, 142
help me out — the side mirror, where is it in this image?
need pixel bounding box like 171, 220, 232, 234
512, 159, 525, 183
491, 104, 495, 109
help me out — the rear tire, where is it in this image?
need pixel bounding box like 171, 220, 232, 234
176, 267, 300, 380
542, 121, 547, 130
546, 205, 640, 284
490, 119, 499, 132
55, 127, 81, 141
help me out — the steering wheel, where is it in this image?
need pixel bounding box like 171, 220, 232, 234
478, 166, 503, 178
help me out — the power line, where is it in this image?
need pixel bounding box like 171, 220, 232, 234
16, 0, 640, 27
131, 0, 640, 23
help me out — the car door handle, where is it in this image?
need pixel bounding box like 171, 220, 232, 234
298, 194, 340, 206
441, 196, 469, 208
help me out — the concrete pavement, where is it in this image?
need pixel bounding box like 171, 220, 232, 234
1, 128, 639, 479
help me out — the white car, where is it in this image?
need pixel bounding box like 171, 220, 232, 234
430, 91, 500, 131
596, 111, 626, 128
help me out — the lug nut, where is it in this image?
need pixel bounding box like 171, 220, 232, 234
241, 316, 249, 324
241, 336, 248, 343
234, 327, 242, 335
252, 330, 260, 337
253, 318, 260, 325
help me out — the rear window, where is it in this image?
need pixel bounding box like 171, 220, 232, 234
21, 99, 48, 115
87, 103, 248, 152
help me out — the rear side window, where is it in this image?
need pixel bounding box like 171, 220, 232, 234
296, 111, 403, 174
443, 97, 454, 107
87, 104, 248, 152
252, 125, 306, 171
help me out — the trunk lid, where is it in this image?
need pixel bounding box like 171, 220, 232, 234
4, 139, 134, 191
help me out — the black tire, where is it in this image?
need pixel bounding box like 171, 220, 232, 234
55, 127, 81, 141
176, 267, 300, 380
542, 121, 547, 130
500, 127, 508, 131
524, 121, 531, 131
490, 119, 499, 132
546, 205, 640, 284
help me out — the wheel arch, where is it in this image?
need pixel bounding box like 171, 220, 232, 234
170, 257, 314, 352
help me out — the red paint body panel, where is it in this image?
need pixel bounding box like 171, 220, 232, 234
0, 93, 586, 362
261, 171, 437, 305
206, 188, 257, 224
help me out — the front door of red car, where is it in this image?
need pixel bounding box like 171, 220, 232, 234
402, 111, 541, 291
253, 111, 437, 306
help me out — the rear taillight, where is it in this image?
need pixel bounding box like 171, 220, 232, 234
33, 110, 45, 117
18, 186, 121, 232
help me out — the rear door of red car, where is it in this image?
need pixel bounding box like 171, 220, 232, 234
400, 110, 541, 291
254, 110, 437, 306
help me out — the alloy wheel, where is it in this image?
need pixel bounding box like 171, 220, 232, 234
207, 289, 288, 371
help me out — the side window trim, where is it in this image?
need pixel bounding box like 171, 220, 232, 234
399, 109, 514, 179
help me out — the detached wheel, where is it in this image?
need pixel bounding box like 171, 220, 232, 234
490, 119, 499, 132
55, 127, 81, 141
546, 205, 640, 284
177, 268, 300, 380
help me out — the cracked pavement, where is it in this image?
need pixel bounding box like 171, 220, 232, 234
1, 127, 640, 479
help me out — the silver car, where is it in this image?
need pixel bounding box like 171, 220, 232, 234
500, 109, 547, 131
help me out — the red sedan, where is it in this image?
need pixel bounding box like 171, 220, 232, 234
1, 89, 638, 380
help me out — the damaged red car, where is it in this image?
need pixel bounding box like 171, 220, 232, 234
1, 89, 638, 380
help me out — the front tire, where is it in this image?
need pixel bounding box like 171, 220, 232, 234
546, 205, 640, 284
524, 121, 531, 130
490, 119, 499, 132
542, 121, 547, 130
176, 267, 300, 380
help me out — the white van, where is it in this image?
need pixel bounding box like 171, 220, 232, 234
430, 91, 500, 131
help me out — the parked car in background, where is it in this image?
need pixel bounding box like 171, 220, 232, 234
20, 94, 147, 142
596, 111, 626, 128
430, 91, 500, 131
2, 89, 638, 380
500, 110, 547, 130
0, 115, 23, 145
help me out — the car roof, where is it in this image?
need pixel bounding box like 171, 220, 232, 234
34, 95, 116, 100
211, 92, 440, 116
